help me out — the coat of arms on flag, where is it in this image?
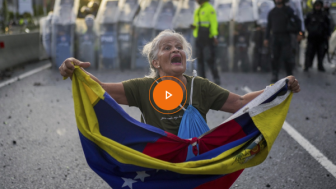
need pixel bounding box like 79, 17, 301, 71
69, 66, 292, 189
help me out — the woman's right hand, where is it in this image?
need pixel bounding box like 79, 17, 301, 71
59, 58, 91, 79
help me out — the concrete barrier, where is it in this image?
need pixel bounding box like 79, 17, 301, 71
0, 32, 40, 71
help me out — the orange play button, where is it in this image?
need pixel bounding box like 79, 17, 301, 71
149, 76, 187, 114
153, 80, 183, 110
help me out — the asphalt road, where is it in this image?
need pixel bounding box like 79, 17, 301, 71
0, 61, 336, 189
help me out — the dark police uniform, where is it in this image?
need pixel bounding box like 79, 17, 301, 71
193, 1, 220, 84
304, 1, 331, 72
265, 5, 301, 82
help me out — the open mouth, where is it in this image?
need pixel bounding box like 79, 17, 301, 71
171, 55, 182, 64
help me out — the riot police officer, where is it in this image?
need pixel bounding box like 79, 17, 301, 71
264, 0, 302, 83
304, 0, 330, 72
191, 0, 220, 85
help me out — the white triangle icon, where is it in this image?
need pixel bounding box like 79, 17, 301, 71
166, 91, 172, 100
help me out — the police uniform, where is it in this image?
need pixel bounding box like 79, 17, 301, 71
193, 1, 220, 84
265, 4, 301, 82
304, 1, 330, 72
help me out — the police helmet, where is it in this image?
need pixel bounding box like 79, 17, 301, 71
85, 14, 95, 28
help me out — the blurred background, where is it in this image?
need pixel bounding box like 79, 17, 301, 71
0, 0, 335, 74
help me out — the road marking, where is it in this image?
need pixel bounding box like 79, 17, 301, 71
242, 86, 336, 178
0, 62, 52, 88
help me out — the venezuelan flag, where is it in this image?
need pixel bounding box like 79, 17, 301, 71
70, 66, 293, 189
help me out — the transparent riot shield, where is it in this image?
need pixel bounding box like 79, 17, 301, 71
231, 0, 256, 72
173, 0, 196, 71
215, 0, 233, 72
118, 0, 140, 70
76, 15, 97, 68
288, 0, 304, 31
216, 0, 232, 23
252, 0, 274, 26
96, 0, 121, 69
131, 0, 160, 69
232, 0, 256, 23
40, 12, 53, 59
51, 0, 79, 68
251, 0, 273, 72
153, 0, 178, 35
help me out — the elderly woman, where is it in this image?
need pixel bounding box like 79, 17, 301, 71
59, 30, 300, 136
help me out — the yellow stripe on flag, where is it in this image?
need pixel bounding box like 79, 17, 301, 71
252, 93, 293, 153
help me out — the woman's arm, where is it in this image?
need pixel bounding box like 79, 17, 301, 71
59, 58, 129, 105
220, 76, 300, 113
220, 90, 264, 113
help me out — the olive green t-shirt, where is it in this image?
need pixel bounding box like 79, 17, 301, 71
122, 75, 230, 135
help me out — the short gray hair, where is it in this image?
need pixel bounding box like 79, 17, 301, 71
142, 29, 193, 78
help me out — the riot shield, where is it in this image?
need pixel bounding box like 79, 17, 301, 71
232, 0, 256, 23
288, 0, 304, 31
51, 0, 79, 68
41, 12, 53, 58
251, 0, 273, 72
287, 0, 304, 67
95, 0, 121, 69
153, 0, 178, 35
173, 0, 196, 71
118, 0, 140, 70
215, 0, 233, 72
216, 0, 232, 23
252, 0, 274, 26
76, 15, 97, 69
131, 0, 159, 69
231, 0, 256, 72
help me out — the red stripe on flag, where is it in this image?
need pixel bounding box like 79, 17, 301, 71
143, 132, 189, 163
195, 169, 244, 189
143, 119, 247, 162
199, 120, 247, 154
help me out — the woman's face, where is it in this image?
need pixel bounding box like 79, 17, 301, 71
153, 36, 187, 77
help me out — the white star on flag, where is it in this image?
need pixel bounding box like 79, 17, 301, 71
121, 177, 137, 189
134, 171, 150, 182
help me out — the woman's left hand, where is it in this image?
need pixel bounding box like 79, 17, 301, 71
286, 76, 300, 93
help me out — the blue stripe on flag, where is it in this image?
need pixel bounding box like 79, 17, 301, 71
79, 130, 226, 189
94, 93, 166, 152
234, 113, 258, 135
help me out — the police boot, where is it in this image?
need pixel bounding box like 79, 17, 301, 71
318, 67, 326, 72
318, 63, 326, 72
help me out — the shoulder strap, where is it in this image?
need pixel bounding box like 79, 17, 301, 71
189, 70, 197, 106
189, 76, 196, 105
